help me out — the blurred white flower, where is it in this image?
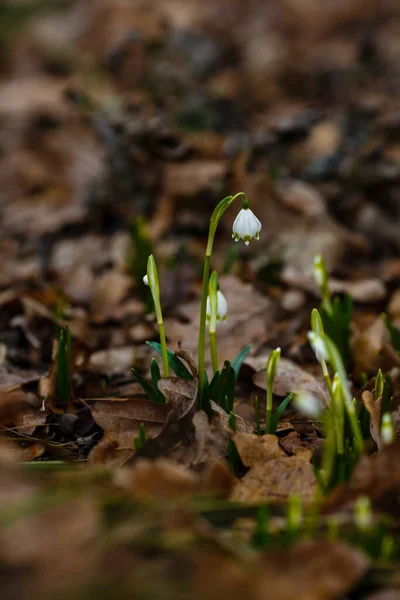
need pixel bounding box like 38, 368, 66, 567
308, 331, 329, 363
206, 290, 227, 323
143, 274, 149, 286
292, 391, 322, 419
381, 413, 395, 446
232, 208, 261, 246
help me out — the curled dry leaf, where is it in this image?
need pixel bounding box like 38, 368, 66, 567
231, 432, 317, 504
362, 390, 383, 450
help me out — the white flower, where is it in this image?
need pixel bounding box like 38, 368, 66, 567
206, 290, 228, 323
292, 391, 322, 419
232, 208, 261, 246
307, 331, 329, 363
381, 413, 395, 446
143, 274, 149, 286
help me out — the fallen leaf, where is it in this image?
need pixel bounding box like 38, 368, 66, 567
231, 432, 317, 503
115, 458, 198, 500
165, 275, 272, 367
249, 355, 329, 410
362, 390, 383, 449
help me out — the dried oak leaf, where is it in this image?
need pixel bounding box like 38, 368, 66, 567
90, 349, 198, 465
231, 433, 317, 504
89, 397, 170, 465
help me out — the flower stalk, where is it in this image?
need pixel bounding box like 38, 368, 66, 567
206, 272, 227, 374
265, 348, 281, 434
146, 255, 170, 378
198, 192, 260, 407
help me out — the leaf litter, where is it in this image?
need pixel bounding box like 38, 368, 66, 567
0, 0, 400, 598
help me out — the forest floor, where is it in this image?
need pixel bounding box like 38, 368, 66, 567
1, 1, 400, 598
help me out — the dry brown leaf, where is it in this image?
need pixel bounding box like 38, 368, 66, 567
231, 432, 316, 504
0, 385, 47, 435
362, 390, 383, 449
165, 275, 272, 366
352, 316, 395, 377
115, 458, 198, 500
249, 355, 329, 409
90, 397, 170, 451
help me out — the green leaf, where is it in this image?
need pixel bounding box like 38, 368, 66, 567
382, 313, 400, 355
321, 294, 353, 369
146, 342, 193, 380
131, 366, 165, 404
269, 393, 293, 434
231, 344, 251, 381
212, 361, 235, 411
150, 358, 161, 387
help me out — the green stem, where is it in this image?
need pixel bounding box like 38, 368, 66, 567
198, 255, 211, 409
209, 331, 219, 374
265, 383, 273, 434
158, 321, 170, 378
197, 192, 247, 408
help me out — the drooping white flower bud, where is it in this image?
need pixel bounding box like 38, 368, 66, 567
206, 290, 228, 323
143, 274, 149, 286
232, 208, 262, 246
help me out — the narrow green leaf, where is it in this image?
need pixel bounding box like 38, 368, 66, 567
146, 341, 193, 380
131, 366, 165, 404
231, 344, 251, 381
270, 393, 293, 434
150, 358, 161, 387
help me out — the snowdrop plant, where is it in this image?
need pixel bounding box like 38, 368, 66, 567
145, 255, 170, 378
313, 254, 353, 368
265, 348, 281, 433
206, 271, 227, 373
308, 330, 363, 455
197, 192, 261, 407
313, 254, 332, 314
